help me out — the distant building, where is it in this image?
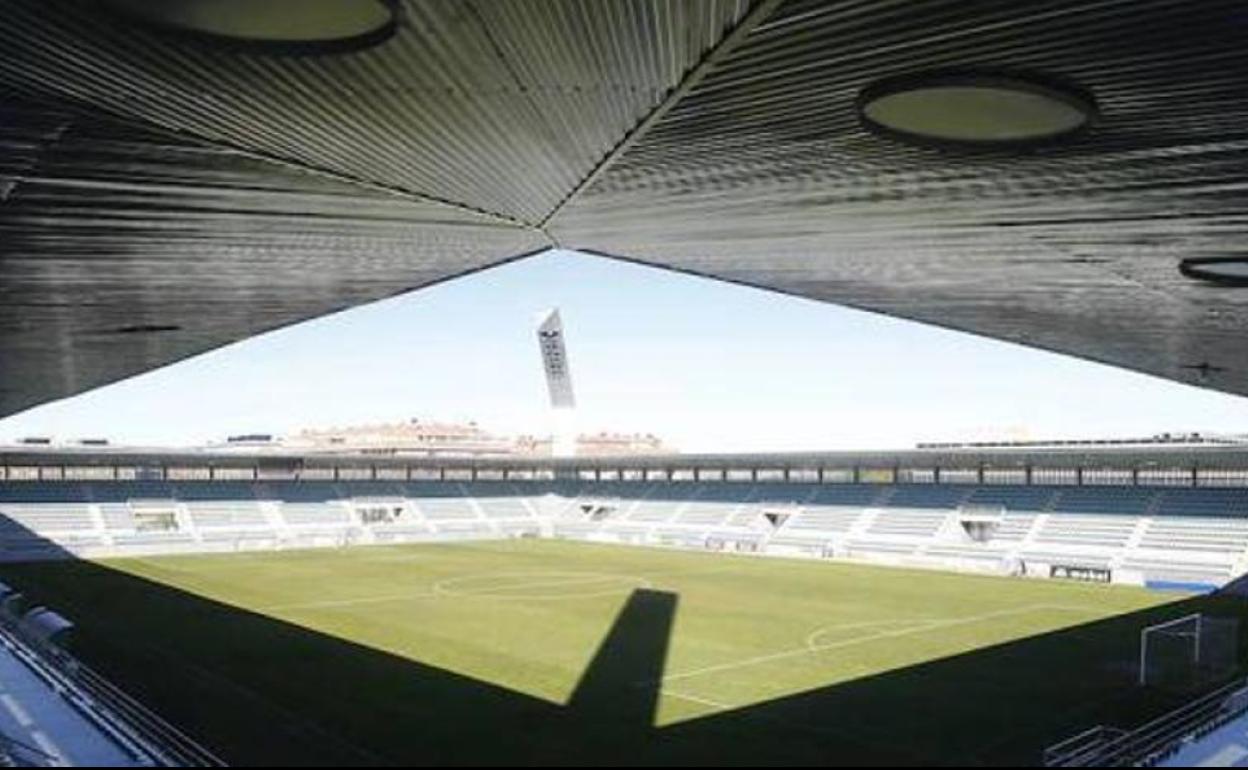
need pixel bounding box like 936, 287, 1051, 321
517, 431, 670, 457
282, 419, 516, 457
209, 419, 674, 458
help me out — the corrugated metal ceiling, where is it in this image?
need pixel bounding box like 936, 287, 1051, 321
0, 94, 547, 414
0, 0, 749, 225
550, 0, 1248, 395
0, 0, 748, 416
3, 0, 1248, 418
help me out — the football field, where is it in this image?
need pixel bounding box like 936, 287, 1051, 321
0, 539, 1231, 765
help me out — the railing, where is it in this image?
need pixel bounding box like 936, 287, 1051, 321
0, 616, 224, 767
1044, 726, 1129, 767
1044, 677, 1248, 767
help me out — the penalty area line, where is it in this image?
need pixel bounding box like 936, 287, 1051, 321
655, 603, 1098, 685
660, 688, 735, 711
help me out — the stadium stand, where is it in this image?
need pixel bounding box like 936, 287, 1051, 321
865, 508, 951, 537
469, 483, 536, 519
989, 512, 1041, 542
279, 502, 353, 527
1052, 487, 1157, 515
847, 540, 918, 558
922, 544, 1007, 563
627, 484, 699, 523
184, 502, 267, 530
886, 484, 972, 509
1155, 488, 1248, 518
787, 507, 863, 533
1032, 514, 1139, 549
676, 484, 749, 527
1, 480, 1247, 589
406, 483, 479, 520
965, 485, 1058, 511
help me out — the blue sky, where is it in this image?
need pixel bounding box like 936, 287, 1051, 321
2, 248, 1247, 452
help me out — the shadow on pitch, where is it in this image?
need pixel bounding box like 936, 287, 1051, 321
0, 505, 1241, 765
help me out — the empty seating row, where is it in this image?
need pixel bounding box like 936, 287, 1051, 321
752, 484, 816, 506
768, 533, 832, 548
786, 507, 863, 532
99, 503, 136, 530
1033, 514, 1137, 547
199, 530, 277, 543
706, 530, 765, 545
432, 520, 491, 534
553, 523, 599, 538
371, 527, 433, 542
185, 502, 266, 529
261, 482, 343, 502
808, 484, 885, 506
111, 531, 196, 546
725, 509, 764, 527
85, 482, 176, 502
965, 485, 1056, 511
414, 495, 478, 520
1138, 517, 1248, 553
923, 544, 1006, 561
884, 485, 970, 509
867, 509, 950, 537
847, 540, 916, 556
175, 483, 260, 501
1153, 488, 1248, 518
1052, 487, 1156, 515
1118, 557, 1233, 585
655, 529, 707, 545
1018, 551, 1113, 569
675, 504, 732, 526
985, 512, 1038, 541
628, 488, 696, 522
280, 502, 352, 527
0, 483, 92, 503
0, 503, 95, 532
473, 495, 532, 519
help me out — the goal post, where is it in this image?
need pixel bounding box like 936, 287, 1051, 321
1139, 613, 1239, 689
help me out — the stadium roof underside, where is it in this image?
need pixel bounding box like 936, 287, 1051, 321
3, 0, 1248, 417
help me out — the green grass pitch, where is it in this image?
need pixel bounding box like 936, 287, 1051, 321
0, 539, 1234, 765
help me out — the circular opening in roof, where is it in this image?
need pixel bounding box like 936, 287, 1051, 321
104, 0, 397, 54
1180, 258, 1248, 286
858, 71, 1097, 149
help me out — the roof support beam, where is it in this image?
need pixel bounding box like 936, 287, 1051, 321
538, 0, 785, 233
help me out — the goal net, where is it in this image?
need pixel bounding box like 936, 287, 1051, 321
1139, 613, 1239, 690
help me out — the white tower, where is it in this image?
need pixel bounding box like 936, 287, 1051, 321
536, 308, 577, 457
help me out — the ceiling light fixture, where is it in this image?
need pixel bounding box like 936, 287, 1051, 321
1179, 257, 1248, 286
103, 0, 397, 55
857, 70, 1098, 150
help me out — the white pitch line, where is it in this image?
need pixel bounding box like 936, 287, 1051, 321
433, 572, 650, 597
658, 604, 1098, 684
265, 571, 650, 611
262, 591, 442, 612
802, 617, 949, 649
641, 564, 744, 583
662, 689, 735, 711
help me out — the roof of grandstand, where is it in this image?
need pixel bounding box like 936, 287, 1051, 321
917, 433, 1248, 450
2, 2, 1248, 415
8, 444, 1248, 472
